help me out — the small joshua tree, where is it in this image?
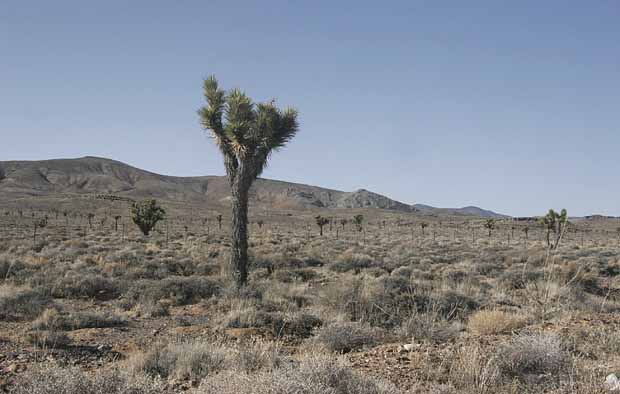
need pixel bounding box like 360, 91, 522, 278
114, 215, 122, 232
216, 214, 223, 230
131, 199, 166, 236
420, 222, 428, 236
257, 219, 264, 229
484, 219, 495, 238
33, 217, 47, 243
523, 226, 530, 240
353, 214, 364, 232
199, 75, 299, 287
539, 209, 568, 249
340, 218, 347, 231
87, 213, 95, 229
315, 215, 329, 236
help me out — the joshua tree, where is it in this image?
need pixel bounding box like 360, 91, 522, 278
523, 226, 530, 240
315, 215, 329, 236
33, 217, 47, 243
216, 214, 223, 230
340, 218, 347, 231
87, 213, 95, 229
131, 199, 166, 236
539, 209, 568, 249
114, 215, 122, 232
353, 214, 364, 232
199, 76, 299, 287
257, 220, 264, 229
420, 222, 428, 236
484, 219, 495, 237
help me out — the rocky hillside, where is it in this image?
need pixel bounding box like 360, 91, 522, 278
0, 157, 507, 217
0, 157, 417, 212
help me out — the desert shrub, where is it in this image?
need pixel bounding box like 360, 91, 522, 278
273, 268, 317, 283
125, 276, 221, 306
313, 322, 381, 353
26, 330, 71, 348
493, 333, 567, 384
0, 257, 24, 280
282, 313, 323, 338
227, 340, 286, 373
448, 344, 501, 393
134, 301, 170, 317
329, 253, 375, 273
430, 290, 479, 320
128, 341, 227, 380
8, 366, 163, 394
467, 310, 527, 335
128, 340, 285, 381
47, 273, 118, 300
391, 266, 413, 278
32, 308, 126, 331
197, 354, 400, 394
0, 286, 51, 321
225, 308, 286, 334
499, 270, 543, 290
398, 308, 462, 343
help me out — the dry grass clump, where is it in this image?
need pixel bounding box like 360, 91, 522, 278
124, 276, 221, 308
493, 333, 567, 384
197, 353, 401, 394
0, 285, 51, 321
47, 273, 118, 300
398, 308, 462, 343
127, 341, 227, 380
25, 329, 71, 348
7, 366, 163, 394
127, 340, 285, 381
32, 308, 126, 331
312, 322, 382, 353
467, 309, 527, 335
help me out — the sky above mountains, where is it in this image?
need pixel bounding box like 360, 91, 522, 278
2, 1, 619, 216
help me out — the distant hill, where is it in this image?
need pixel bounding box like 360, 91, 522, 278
0, 156, 507, 217
413, 204, 508, 218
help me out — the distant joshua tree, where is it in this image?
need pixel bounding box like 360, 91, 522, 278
315, 215, 329, 236
33, 217, 47, 243
257, 220, 264, 229
353, 214, 364, 232
523, 226, 530, 240
87, 213, 95, 229
484, 219, 496, 238
114, 215, 122, 232
216, 214, 223, 230
340, 218, 347, 231
420, 222, 428, 236
199, 76, 299, 288
131, 199, 166, 236
539, 209, 568, 249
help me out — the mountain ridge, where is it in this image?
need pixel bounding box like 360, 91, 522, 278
0, 156, 507, 217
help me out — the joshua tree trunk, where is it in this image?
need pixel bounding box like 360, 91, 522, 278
230, 175, 250, 287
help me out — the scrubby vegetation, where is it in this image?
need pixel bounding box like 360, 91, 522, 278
0, 204, 619, 393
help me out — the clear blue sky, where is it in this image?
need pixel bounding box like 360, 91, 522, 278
2, 1, 619, 217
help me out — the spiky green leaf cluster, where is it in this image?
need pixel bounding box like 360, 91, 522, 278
198, 76, 299, 181
131, 199, 166, 236
539, 209, 567, 232
315, 215, 329, 227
